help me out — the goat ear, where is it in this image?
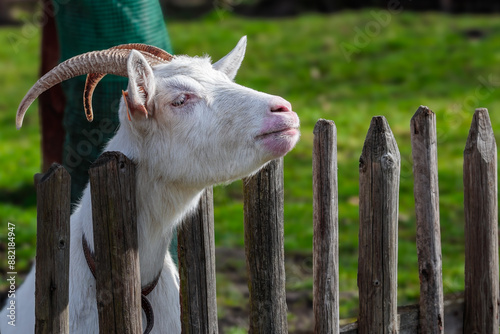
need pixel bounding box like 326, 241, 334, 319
125, 50, 156, 119
213, 36, 247, 80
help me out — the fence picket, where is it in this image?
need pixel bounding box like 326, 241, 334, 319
243, 158, 288, 334
463, 108, 499, 333
313, 119, 339, 334
35, 164, 70, 334
178, 187, 218, 334
410, 106, 444, 333
89, 152, 142, 334
358, 116, 400, 334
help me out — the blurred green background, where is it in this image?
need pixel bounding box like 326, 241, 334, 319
1, 1, 500, 332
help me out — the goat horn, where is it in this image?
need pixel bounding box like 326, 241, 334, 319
83, 44, 174, 122
16, 49, 128, 129
16, 46, 174, 128
83, 73, 107, 122
110, 44, 174, 62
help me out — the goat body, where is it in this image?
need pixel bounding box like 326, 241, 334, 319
0, 37, 299, 333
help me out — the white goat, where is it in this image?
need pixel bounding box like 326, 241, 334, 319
0, 37, 299, 333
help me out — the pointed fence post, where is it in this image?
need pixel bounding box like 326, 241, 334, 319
463, 108, 499, 334
410, 106, 444, 334
89, 152, 142, 334
313, 119, 339, 334
358, 116, 400, 334
178, 187, 218, 334
244, 158, 288, 334
35, 164, 71, 334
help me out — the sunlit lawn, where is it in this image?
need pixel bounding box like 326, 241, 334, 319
1, 9, 500, 319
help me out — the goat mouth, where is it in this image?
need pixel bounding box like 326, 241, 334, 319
256, 127, 299, 139
256, 127, 300, 157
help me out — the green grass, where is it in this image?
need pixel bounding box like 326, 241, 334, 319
2, 10, 500, 319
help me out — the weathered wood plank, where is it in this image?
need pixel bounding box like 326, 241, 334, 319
358, 116, 400, 334
243, 158, 288, 334
463, 108, 499, 333
89, 152, 142, 334
313, 119, 339, 334
410, 106, 444, 333
35, 164, 71, 334
178, 187, 218, 334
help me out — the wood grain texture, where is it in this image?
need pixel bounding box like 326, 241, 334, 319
89, 152, 142, 334
312, 119, 339, 334
358, 116, 400, 334
243, 158, 288, 334
178, 187, 218, 334
463, 108, 499, 334
35, 164, 71, 334
410, 106, 444, 334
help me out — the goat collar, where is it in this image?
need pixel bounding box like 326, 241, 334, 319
82, 234, 161, 334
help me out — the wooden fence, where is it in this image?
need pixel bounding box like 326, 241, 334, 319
34, 106, 499, 333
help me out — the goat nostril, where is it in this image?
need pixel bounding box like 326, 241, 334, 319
269, 97, 292, 113
270, 100, 292, 113
272, 106, 289, 112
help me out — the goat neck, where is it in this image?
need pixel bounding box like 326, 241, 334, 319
77, 124, 205, 285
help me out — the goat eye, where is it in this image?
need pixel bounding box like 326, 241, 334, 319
171, 94, 186, 107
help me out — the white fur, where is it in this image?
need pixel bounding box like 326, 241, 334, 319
0, 37, 300, 333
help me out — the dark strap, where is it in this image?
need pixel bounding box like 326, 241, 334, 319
82, 234, 160, 334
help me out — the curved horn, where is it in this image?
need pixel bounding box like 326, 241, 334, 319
83, 44, 174, 122
17, 49, 128, 129
83, 73, 107, 122
16, 46, 174, 128
111, 44, 174, 62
